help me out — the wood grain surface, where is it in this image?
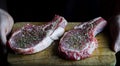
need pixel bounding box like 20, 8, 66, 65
8, 22, 116, 66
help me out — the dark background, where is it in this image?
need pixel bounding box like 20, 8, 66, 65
0, 0, 120, 66
6, 0, 115, 22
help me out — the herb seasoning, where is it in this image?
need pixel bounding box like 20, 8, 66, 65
64, 22, 96, 51
13, 25, 46, 48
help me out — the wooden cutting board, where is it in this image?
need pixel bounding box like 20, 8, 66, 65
8, 22, 116, 66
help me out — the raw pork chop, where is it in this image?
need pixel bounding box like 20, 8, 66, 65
8, 15, 67, 54
59, 17, 107, 60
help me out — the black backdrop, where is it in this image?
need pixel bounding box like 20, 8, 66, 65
6, 0, 115, 22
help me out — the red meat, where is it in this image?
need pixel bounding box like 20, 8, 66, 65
59, 17, 107, 60
8, 15, 68, 54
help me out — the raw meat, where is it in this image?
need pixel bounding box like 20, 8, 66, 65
58, 17, 107, 60
8, 15, 67, 54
